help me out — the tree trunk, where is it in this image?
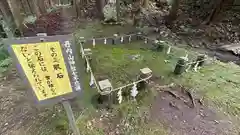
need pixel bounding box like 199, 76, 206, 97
38, 0, 47, 14
142, 0, 149, 8
49, 0, 54, 6
166, 0, 180, 26
96, 0, 105, 20
44, 0, 51, 9
204, 0, 228, 24
32, 0, 41, 17
6, 0, 24, 35
73, 0, 80, 17
0, 0, 16, 37
116, 0, 120, 21
0, 1, 12, 19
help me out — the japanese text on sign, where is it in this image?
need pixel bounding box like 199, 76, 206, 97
12, 42, 73, 101
64, 41, 81, 91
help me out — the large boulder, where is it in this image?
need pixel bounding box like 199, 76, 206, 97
103, 0, 117, 21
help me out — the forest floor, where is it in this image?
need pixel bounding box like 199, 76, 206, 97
2, 2, 240, 134
1, 22, 240, 135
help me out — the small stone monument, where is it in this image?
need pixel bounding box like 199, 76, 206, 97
140, 67, 152, 76
174, 57, 187, 75
103, 0, 117, 22
137, 67, 152, 91
98, 79, 113, 95
97, 79, 113, 108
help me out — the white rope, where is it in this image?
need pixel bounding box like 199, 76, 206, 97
89, 73, 95, 87
175, 58, 209, 67
79, 33, 210, 65
89, 33, 137, 41
111, 74, 152, 93
80, 43, 101, 92
86, 61, 90, 73
140, 35, 209, 60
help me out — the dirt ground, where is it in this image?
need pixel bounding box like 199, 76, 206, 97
0, 70, 37, 135
150, 82, 239, 135
0, 69, 66, 135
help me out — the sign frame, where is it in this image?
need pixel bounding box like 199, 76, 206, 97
6, 35, 85, 105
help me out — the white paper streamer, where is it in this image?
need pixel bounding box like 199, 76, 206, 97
92, 39, 96, 47
128, 35, 131, 42
131, 83, 138, 99
167, 46, 171, 54
80, 45, 84, 58
104, 38, 107, 44
117, 89, 123, 104
120, 36, 124, 43
184, 53, 189, 61
89, 73, 95, 87
193, 62, 199, 72
144, 38, 147, 44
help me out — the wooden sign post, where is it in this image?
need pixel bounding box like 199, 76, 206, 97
62, 100, 80, 135
7, 35, 83, 135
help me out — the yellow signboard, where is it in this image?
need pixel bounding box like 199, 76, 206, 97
12, 42, 73, 101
